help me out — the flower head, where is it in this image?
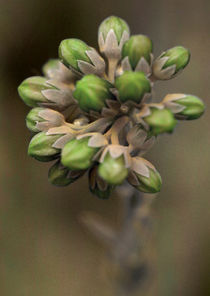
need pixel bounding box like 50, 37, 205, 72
18, 16, 205, 199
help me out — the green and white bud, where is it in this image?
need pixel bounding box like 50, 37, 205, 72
89, 166, 114, 199
28, 131, 61, 162
128, 157, 162, 193
18, 76, 55, 108
144, 107, 177, 135
59, 38, 105, 76
18, 76, 73, 111
48, 160, 84, 187
115, 71, 151, 104
152, 46, 190, 80
73, 74, 114, 112
26, 107, 45, 133
135, 168, 162, 193
61, 137, 99, 170
163, 94, 205, 120
98, 152, 128, 185
98, 16, 130, 60
122, 35, 153, 73
26, 107, 65, 133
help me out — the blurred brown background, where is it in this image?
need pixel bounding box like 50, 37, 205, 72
0, 0, 210, 295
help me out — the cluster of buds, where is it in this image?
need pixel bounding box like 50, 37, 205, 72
18, 16, 205, 199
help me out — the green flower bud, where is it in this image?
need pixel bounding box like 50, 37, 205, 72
115, 71, 151, 104
26, 107, 65, 133
48, 160, 84, 187
28, 132, 61, 162
18, 76, 55, 107
89, 166, 114, 199
163, 94, 205, 120
122, 35, 153, 69
144, 108, 177, 135
59, 38, 105, 76
162, 46, 190, 72
174, 95, 205, 120
59, 39, 91, 71
26, 107, 45, 133
153, 46, 190, 80
134, 167, 162, 193
98, 16, 130, 61
73, 74, 113, 112
61, 137, 99, 170
98, 16, 130, 44
98, 153, 128, 185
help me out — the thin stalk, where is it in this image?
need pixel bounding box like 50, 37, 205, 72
108, 58, 119, 83
112, 185, 155, 296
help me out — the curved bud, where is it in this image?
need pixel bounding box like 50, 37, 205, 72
115, 71, 151, 104
48, 160, 84, 187
163, 94, 205, 120
26, 107, 65, 133
89, 166, 114, 199
73, 74, 114, 112
18, 76, 73, 111
122, 35, 153, 70
98, 16, 130, 59
136, 168, 162, 193
144, 107, 177, 135
98, 152, 128, 185
59, 38, 105, 76
26, 107, 45, 133
28, 132, 61, 162
61, 137, 99, 170
129, 168, 161, 194
18, 76, 55, 107
152, 46, 190, 80
128, 157, 162, 193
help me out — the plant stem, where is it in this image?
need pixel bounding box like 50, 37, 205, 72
80, 184, 155, 295
112, 185, 155, 295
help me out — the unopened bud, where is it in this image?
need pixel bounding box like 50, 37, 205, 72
26, 107, 45, 133
131, 167, 162, 193
48, 160, 84, 186
26, 107, 65, 133
18, 76, 55, 107
61, 137, 99, 170
98, 153, 128, 185
153, 46, 190, 80
122, 35, 153, 69
73, 74, 113, 112
28, 132, 61, 162
99, 16, 130, 44
98, 16, 130, 60
115, 71, 151, 104
163, 94, 205, 120
59, 38, 105, 76
89, 166, 114, 199
144, 107, 177, 135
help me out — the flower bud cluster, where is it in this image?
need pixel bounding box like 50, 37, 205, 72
18, 16, 205, 199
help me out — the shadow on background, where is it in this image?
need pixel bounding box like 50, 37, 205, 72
0, 0, 209, 295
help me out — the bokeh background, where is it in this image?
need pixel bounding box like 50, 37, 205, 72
0, 0, 209, 295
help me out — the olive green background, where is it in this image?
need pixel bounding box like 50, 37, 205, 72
0, 0, 209, 295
